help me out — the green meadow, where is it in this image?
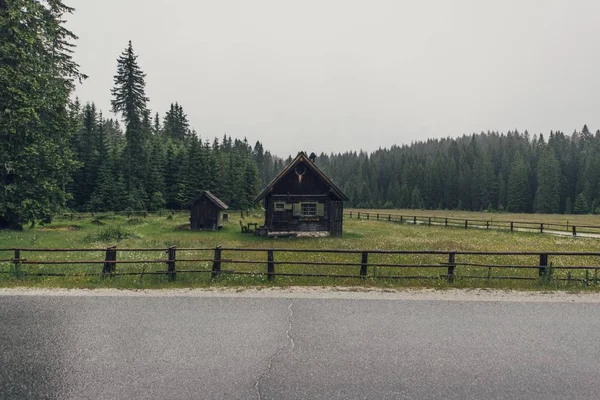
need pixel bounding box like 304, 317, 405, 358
0, 211, 599, 290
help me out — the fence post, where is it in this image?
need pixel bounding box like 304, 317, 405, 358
539, 253, 548, 278
572, 226, 577, 237
267, 250, 275, 281
360, 252, 369, 278
540, 223, 544, 234
464, 220, 468, 229
486, 221, 489, 230
377, 213, 379, 221
445, 218, 448, 227
167, 246, 176, 281
388, 214, 391, 221
350, 211, 352, 218
510, 222, 514, 232
102, 246, 117, 275
13, 249, 21, 278
367, 213, 370, 220
447, 253, 455, 283
428, 217, 431, 226
212, 246, 222, 279
358, 212, 361, 219
413, 216, 417, 225
400, 215, 403, 223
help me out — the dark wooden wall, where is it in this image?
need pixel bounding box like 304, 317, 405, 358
190, 197, 221, 230
266, 194, 329, 233
270, 161, 334, 196
261, 159, 345, 236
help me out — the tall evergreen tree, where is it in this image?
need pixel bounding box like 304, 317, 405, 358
507, 154, 530, 212
573, 193, 589, 214
534, 148, 560, 213
1, 0, 84, 228
110, 40, 149, 202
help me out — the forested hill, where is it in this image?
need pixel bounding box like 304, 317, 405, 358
68, 102, 284, 212
315, 127, 600, 214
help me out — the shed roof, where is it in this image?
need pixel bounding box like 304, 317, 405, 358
193, 191, 229, 210
254, 152, 348, 202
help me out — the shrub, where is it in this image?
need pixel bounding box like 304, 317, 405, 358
382, 201, 394, 209
84, 225, 138, 243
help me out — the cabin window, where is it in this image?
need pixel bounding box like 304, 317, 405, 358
301, 202, 317, 216
274, 202, 286, 211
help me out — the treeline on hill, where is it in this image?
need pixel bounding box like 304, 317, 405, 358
315, 126, 600, 214
69, 102, 283, 213
68, 41, 283, 213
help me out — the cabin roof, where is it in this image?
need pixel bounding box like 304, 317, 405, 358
254, 152, 349, 202
193, 190, 229, 210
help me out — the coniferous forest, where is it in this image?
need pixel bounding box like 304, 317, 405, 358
2, 1, 600, 230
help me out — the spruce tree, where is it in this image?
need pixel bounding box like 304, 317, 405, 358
410, 187, 423, 209
534, 148, 560, 213
573, 193, 589, 214
110, 40, 149, 202
564, 197, 573, 214
399, 184, 410, 208
163, 102, 190, 140
1, 0, 84, 228
507, 154, 530, 212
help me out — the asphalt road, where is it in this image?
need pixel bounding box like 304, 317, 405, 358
1, 291, 600, 399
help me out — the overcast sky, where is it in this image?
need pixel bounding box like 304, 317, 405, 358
66, 0, 600, 157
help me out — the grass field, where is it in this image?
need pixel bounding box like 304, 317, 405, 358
0, 210, 599, 290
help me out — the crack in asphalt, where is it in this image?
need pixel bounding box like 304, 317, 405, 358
255, 299, 295, 400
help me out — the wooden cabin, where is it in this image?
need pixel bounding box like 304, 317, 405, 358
190, 191, 228, 230
254, 152, 348, 237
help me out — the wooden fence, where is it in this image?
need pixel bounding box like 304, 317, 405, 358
1, 247, 599, 286
345, 211, 600, 237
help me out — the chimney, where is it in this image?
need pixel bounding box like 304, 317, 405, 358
309, 152, 317, 163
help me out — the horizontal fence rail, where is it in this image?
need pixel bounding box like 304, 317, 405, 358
345, 211, 600, 237
1, 247, 599, 286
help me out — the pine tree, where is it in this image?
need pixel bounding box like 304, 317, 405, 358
534, 148, 560, 213
387, 179, 401, 207
507, 154, 530, 212
564, 197, 573, 214
399, 184, 410, 208
183, 136, 204, 204
1, 0, 84, 228
410, 187, 423, 209
163, 102, 190, 140
573, 193, 589, 214
110, 40, 149, 200
497, 173, 507, 210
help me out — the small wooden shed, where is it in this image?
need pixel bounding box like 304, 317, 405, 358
190, 191, 228, 230
254, 151, 348, 237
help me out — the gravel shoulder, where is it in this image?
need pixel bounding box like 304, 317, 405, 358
2, 286, 600, 303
